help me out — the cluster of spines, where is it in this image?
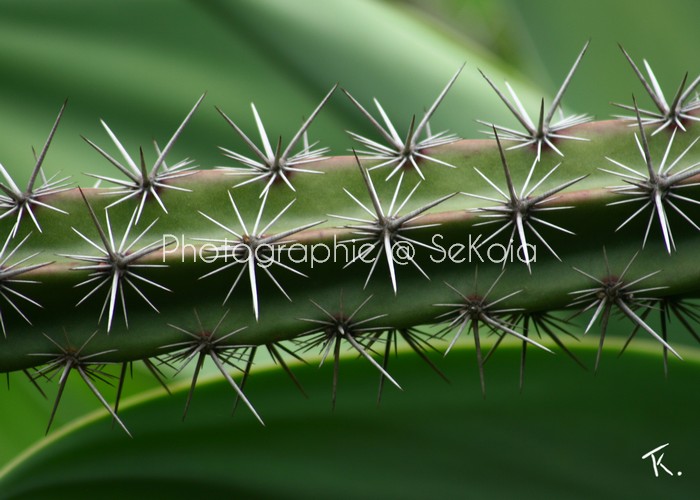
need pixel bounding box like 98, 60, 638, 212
1, 42, 700, 436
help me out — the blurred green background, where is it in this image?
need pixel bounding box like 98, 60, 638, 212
0, 0, 699, 497
3, 0, 698, 185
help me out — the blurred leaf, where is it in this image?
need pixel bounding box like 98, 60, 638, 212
0, 0, 540, 186
502, 0, 700, 118
1, 341, 698, 498
388, 0, 700, 120
0, 364, 170, 467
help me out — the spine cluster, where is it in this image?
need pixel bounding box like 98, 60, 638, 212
1, 44, 700, 435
